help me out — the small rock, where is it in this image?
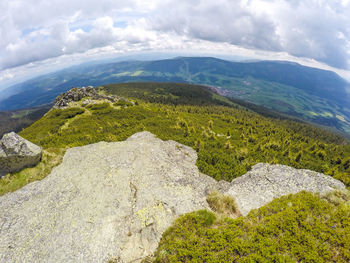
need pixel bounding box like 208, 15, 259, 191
82, 99, 92, 106
0, 132, 42, 175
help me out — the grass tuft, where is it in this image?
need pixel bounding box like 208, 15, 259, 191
206, 191, 241, 217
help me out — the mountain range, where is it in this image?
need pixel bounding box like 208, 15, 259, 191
1, 57, 349, 135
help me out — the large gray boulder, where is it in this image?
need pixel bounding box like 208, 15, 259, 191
0, 132, 42, 176
0, 132, 217, 263
225, 163, 346, 216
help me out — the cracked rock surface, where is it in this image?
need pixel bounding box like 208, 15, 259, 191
0, 132, 217, 263
0, 132, 345, 262
225, 163, 345, 216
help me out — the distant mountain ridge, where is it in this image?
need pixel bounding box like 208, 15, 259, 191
0, 57, 349, 134
142, 57, 349, 103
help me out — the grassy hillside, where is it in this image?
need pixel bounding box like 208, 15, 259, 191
2, 82, 349, 196
1, 57, 349, 135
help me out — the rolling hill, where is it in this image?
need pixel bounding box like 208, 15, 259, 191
1, 57, 349, 134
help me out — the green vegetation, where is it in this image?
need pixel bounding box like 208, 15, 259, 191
102, 82, 234, 107
154, 191, 350, 262
113, 99, 134, 107
1, 82, 349, 196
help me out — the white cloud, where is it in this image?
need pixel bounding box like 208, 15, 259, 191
0, 0, 350, 88
148, 0, 350, 69
0, 72, 14, 82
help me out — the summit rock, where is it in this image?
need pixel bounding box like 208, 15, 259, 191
0, 132, 217, 262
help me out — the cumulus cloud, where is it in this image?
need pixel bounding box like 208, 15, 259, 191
0, 0, 146, 70
0, 0, 350, 84
148, 0, 350, 69
150, 0, 281, 51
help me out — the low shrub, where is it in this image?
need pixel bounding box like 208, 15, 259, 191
154, 191, 350, 262
114, 99, 134, 107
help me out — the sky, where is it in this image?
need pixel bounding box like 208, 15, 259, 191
1, 0, 350, 90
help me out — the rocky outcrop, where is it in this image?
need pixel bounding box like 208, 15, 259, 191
0, 132, 345, 262
0, 132, 42, 176
0, 132, 217, 263
225, 163, 345, 216
54, 86, 119, 108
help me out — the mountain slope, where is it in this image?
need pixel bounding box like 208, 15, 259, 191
2, 82, 348, 197
1, 57, 349, 135
0, 83, 349, 262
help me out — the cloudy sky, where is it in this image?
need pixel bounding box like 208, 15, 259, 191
1, 0, 350, 89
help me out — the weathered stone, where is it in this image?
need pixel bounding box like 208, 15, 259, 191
0, 132, 217, 263
225, 163, 345, 216
0, 132, 42, 175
